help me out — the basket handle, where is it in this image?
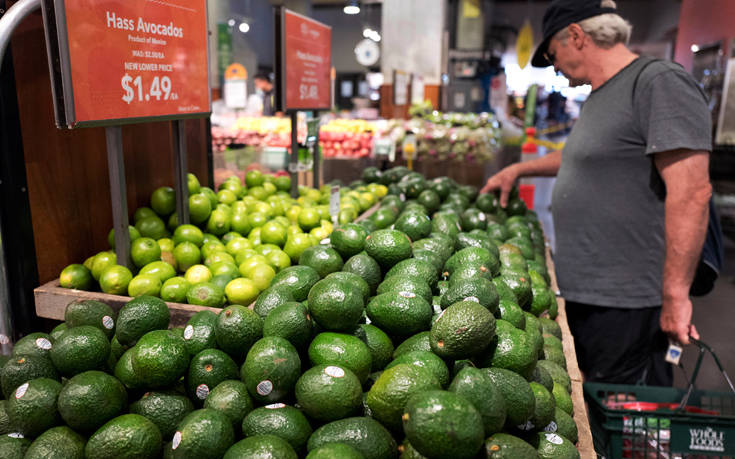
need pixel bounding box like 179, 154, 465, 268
677, 337, 735, 410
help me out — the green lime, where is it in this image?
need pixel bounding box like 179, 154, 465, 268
134, 207, 157, 223
298, 208, 321, 232
187, 173, 201, 194
225, 278, 260, 305
173, 224, 205, 247
238, 255, 271, 277
161, 276, 190, 303
209, 261, 239, 278
217, 189, 237, 205
99, 265, 133, 295
204, 251, 236, 267
173, 242, 201, 273
91, 251, 117, 281
266, 250, 292, 272
130, 237, 162, 268
135, 216, 168, 240
128, 274, 162, 297
59, 264, 93, 290
151, 186, 176, 216
185, 265, 212, 285
246, 264, 276, 291
189, 193, 212, 224
283, 233, 313, 263
225, 237, 252, 257
245, 170, 265, 188
139, 261, 176, 283
261, 221, 288, 247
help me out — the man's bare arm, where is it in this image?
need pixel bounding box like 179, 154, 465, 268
480, 150, 562, 207
655, 149, 711, 345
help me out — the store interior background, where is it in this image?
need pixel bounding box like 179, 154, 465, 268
3, 0, 734, 391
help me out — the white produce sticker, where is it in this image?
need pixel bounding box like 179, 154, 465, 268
320, 238, 331, 245
265, 403, 286, 409
478, 213, 486, 221
257, 380, 273, 396
544, 421, 558, 433
324, 366, 345, 378
7, 433, 24, 439
399, 291, 416, 299
172, 431, 182, 449
184, 325, 194, 340
464, 296, 480, 303
35, 338, 52, 350
195, 384, 209, 400
545, 433, 564, 445
15, 383, 29, 399
102, 316, 114, 330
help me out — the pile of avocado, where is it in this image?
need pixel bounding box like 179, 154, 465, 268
0, 166, 580, 459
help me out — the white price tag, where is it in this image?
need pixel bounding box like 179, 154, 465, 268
665, 341, 683, 365
329, 186, 340, 218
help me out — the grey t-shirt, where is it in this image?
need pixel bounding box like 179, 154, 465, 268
552, 57, 712, 308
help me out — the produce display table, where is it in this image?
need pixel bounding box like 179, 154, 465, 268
546, 246, 596, 458
32, 203, 594, 458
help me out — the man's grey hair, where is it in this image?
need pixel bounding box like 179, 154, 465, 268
553, 0, 633, 48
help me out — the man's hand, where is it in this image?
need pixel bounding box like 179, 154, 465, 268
480, 165, 518, 208
660, 295, 699, 345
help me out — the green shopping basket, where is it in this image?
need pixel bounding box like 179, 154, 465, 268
584, 338, 735, 458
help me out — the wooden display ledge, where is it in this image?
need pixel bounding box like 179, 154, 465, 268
34, 202, 382, 327
34, 280, 221, 328
545, 247, 595, 459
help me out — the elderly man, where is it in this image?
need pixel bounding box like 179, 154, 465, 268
482, 0, 712, 385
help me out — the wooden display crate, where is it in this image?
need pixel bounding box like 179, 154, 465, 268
546, 247, 595, 459
34, 203, 381, 326
34, 281, 218, 328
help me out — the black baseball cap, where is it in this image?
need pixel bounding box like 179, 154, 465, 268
531, 0, 618, 67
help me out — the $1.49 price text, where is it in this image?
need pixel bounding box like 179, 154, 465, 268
121, 74, 178, 104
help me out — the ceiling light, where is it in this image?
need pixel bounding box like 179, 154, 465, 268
363, 28, 372, 38
238, 22, 250, 33
227, 18, 236, 27
344, 1, 360, 15
690, 44, 700, 53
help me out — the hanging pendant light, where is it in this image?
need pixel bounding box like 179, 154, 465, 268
344, 0, 360, 15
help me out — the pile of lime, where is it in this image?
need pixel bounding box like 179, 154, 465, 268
59, 170, 387, 308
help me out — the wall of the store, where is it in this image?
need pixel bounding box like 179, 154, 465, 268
381, 0, 446, 85
208, 1, 381, 91
311, 7, 382, 74
674, 0, 735, 71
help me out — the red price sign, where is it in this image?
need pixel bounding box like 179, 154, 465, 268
53, 0, 210, 127
279, 9, 332, 111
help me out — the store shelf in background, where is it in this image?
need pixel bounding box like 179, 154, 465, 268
546, 246, 596, 458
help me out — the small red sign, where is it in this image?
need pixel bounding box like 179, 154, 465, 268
282, 9, 332, 111
61, 0, 210, 126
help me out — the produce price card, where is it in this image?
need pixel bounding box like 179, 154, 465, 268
281, 9, 331, 111
53, 0, 210, 126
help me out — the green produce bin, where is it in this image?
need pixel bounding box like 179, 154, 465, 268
584, 339, 735, 458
